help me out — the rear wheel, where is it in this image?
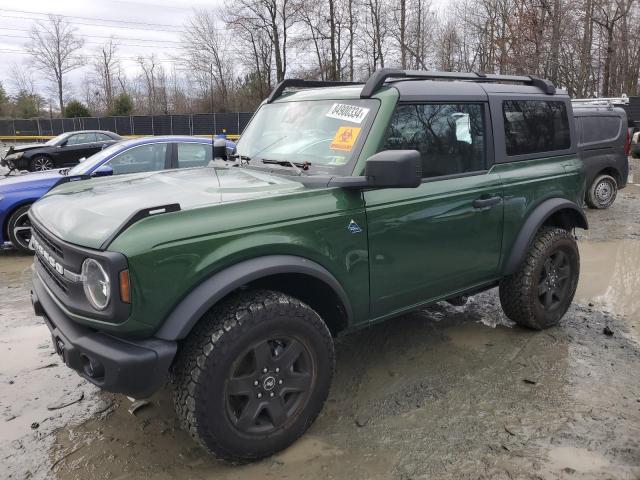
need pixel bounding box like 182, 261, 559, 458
586, 174, 617, 209
499, 227, 579, 330
7, 205, 33, 254
30, 156, 54, 172
172, 290, 335, 462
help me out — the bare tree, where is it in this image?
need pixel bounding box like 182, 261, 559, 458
136, 55, 158, 114
181, 9, 232, 109
593, 0, 632, 95
26, 14, 84, 116
226, 0, 303, 82
8, 63, 38, 98
93, 38, 119, 112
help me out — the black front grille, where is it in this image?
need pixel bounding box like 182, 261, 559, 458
32, 223, 64, 259
36, 255, 68, 292
29, 216, 131, 324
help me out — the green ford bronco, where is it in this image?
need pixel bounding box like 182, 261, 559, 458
30, 69, 587, 461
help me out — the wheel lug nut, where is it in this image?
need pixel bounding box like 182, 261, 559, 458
278, 379, 283, 385
253, 380, 259, 386
275, 368, 280, 373
262, 368, 268, 373
257, 393, 262, 399
270, 392, 274, 398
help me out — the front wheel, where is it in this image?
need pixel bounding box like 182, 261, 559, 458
172, 290, 335, 462
499, 227, 580, 330
586, 174, 618, 209
30, 155, 54, 172
7, 205, 34, 254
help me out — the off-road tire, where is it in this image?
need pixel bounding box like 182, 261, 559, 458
29, 155, 54, 172
7, 204, 33, 254
586, 174, 617, 209
172, 289, 335, 463
499, 227, 579, 330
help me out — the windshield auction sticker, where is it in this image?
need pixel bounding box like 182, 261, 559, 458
330, 126, 361, 151
326, 103, 370, 124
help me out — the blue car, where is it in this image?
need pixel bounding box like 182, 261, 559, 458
1, 135, 236, 253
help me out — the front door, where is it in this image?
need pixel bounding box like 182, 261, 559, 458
61, 133, 101, 165
364, 102, 504, 318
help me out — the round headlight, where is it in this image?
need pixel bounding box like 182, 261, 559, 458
82, 258, 110, 310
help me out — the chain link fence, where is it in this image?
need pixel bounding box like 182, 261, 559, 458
0, 112, 254, 138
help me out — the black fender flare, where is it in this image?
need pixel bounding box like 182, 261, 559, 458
503, 198, 588, 275
154, 255, 353, 341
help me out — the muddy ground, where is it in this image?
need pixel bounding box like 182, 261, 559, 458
1, 160, 640, 479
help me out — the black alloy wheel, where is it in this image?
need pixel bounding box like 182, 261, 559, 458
537, 248, 572, 312
7, 205, 34, 254
225, 336, 315, 435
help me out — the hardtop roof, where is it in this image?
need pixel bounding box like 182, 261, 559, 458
272, 78, 569, 103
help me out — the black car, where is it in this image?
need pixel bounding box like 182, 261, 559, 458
1, 130, 122, 172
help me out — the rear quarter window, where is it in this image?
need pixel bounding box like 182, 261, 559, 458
578, 116, 622, 145
503, 100, 571, 156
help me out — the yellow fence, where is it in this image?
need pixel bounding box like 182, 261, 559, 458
0, 134, 240, 141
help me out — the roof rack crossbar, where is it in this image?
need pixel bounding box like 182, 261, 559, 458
571, 94, 629, 106
359, 68, 557, 98
266, 79, 362, 103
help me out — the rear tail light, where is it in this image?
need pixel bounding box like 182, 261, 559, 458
625, 130, 631, 156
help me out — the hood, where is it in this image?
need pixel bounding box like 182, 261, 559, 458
5, 143, 46, 154
0, 169, 64, 192
30, 166, 305, 249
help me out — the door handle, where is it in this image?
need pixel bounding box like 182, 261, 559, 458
472, 195, 501, 209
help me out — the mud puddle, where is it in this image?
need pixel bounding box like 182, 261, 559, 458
576, 239, 640, 344
0, 250, 108, 479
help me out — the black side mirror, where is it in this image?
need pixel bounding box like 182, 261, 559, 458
91, 165, 114, 177
364, 150, 422, 188
213, 138, 227, 160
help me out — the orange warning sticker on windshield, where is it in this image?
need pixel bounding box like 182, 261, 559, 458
330, 126, 361, 152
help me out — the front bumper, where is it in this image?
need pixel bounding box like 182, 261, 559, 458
1, 155, 18, 169
32, 271, 177, 398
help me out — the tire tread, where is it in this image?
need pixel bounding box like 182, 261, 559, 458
499, 227, 579, 330
172, 289, 334, 463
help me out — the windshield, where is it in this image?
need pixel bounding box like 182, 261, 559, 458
68, 143, 125, 175
235, 99, 379, 174
44, 133, 70, 146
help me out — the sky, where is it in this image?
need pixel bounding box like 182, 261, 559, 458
0, 0, 449, 104
0, 0, 225, 101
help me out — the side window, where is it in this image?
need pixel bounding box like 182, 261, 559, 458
104, 143, 168, 175
95, 133, 113, 142
67, 133, 96, 145
177, 142, 212, 168
382, 103, 486, 178
578, 116, 621, 145
503, 100, 570, 156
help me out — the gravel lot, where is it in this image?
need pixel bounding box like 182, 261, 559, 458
1, 159, 639, 480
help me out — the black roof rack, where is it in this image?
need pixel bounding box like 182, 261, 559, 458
266, 79, 361, 103
265, 69, 557, 103
360, 69, 556, 97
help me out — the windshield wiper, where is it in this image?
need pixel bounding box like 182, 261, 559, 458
261, 159, 311, 175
